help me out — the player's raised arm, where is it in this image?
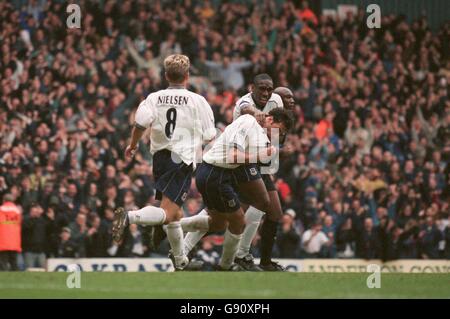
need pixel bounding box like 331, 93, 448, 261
240, 104, 266, 124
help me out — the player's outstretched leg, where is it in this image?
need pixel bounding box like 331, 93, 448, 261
182, 208, 232, 258
168, 209, 226, 271
150, 207, 210, 251
112, 207, 129, 243
182, 209, 210, 256
151, 208, 211, 252
112, 204, 166, 243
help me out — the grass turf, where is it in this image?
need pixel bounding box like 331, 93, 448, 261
0, 272, 449, 299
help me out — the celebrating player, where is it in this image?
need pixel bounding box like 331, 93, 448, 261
112, 54, 216, 271
234, 85, 297, 271
193, 108, 293, 270
274, 87, 295, 110
182, 75, 294, 271
230, 77, 293, 271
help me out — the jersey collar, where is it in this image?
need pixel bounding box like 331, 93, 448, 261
167, 85, 186, 90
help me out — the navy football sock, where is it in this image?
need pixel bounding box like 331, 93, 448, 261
260, 219, 278, 265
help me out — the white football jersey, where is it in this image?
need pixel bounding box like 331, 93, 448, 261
233, 92, 283, 121
203, 114, 270, 169
135, 87, 216, 166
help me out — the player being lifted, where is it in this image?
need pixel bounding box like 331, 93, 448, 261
194, 107, 293, 270
112, 54, 216, 271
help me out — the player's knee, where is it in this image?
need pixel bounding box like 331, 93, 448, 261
163, 209, 182, 223
255, 193, 271, 212
164, 214, 178, 224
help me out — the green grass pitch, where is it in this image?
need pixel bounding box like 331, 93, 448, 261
0, 272, 449, 299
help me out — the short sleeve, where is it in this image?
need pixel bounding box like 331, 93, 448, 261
199, 96, 216, 141
230, 115, 255, 150
134, 95, 155, 129
233, 99, 252, 120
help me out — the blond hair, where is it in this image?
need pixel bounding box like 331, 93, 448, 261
164, 54, 190, 83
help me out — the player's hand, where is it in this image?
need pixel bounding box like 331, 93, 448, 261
125, 145, 137, 158
259, 145, 276, 157
257, 145, 277, 163
267, 145, 276, 157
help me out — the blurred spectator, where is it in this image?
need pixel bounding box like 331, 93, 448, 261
321, 215, 336, 258
0, 194, 22, 270
68, 213, 88, 257
22, 204, 52, 268
205, 56, 252, 90
56, 227, 78, 258
297, 1, 318, 26
183, 198, 201, 217
119, 224, 148, 257
418, 216, 443, 259
276, 210, 301, 258
356, 218, 380, 259
301, 222, 331, 258
443, 215, 450, 259
84, 182, 102, 214
398, 219, 421, 258
85, 214, 110, 257
335, 218, 356, 258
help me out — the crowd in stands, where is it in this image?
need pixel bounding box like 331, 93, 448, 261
0, 0, 449, 270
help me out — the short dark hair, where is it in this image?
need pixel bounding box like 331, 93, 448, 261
253, 73, 272, 85
268, 108, 294, 132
